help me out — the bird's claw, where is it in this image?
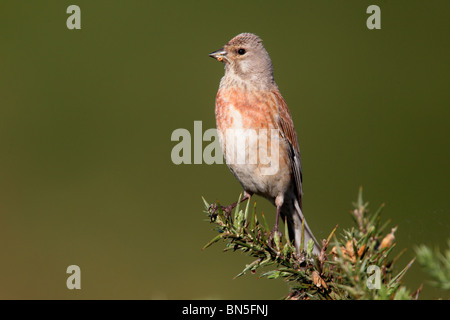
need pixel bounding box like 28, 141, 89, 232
269, 228, 282, 247
208, 204, 219, 221
208, 203, 233, 221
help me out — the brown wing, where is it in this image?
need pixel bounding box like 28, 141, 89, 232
272, 90, 303, 210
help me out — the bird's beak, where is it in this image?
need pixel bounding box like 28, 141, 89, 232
209, 48, 228, 62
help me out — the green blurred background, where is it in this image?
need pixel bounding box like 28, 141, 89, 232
0, 1, 448, 299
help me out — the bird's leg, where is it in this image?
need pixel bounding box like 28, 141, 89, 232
209, 192, 252, 220
270, 205, 283, 241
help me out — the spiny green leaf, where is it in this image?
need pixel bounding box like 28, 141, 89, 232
244, 196, 251, 224
233, 193, 242, 222
202, 196, 210, 210
202, 234, 223, 251
260, 211, 270, 233
300, 218, 305, 252
307, 239, 315, 256
388, 257, 415, 287
368, 203, 385, 227
234, 259, 260, 279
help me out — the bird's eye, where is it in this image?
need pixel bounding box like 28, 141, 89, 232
237, 48, 246, 55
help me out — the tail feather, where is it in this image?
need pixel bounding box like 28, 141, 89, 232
290, 200, 321, 255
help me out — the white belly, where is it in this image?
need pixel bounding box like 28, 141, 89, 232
218, 105, 287, 197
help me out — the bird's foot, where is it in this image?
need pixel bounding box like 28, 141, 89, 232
208, 203, 235, 221
269, 227, 282, 247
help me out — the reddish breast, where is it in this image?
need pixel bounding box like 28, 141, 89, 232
215, 87, 278, 132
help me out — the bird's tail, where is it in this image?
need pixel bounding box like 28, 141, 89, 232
290, 200, 321, 255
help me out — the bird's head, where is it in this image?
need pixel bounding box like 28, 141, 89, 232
209, 33, 275, 88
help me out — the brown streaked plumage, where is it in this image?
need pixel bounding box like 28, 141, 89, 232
209, 33, 321, 255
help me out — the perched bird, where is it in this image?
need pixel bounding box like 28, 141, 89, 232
209, 33, 321, 255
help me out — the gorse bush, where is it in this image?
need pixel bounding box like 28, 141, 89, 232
203, 187, 448, 300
